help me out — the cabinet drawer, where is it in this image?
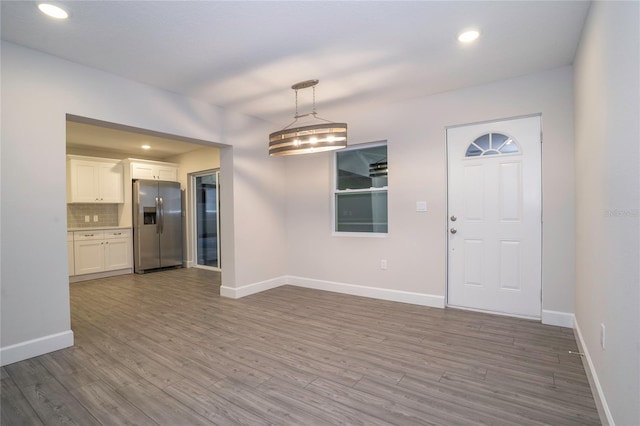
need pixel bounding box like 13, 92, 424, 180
104, 229, 131, 239
74, 231, 105, 241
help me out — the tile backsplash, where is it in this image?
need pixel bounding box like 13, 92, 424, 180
68, 204, 119, 228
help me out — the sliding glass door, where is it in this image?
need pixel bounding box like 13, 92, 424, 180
192, 170, 220, 269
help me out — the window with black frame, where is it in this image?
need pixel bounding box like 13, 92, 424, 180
334, 142, 388, 233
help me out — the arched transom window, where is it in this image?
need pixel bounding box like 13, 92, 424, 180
465, 132, 520, 157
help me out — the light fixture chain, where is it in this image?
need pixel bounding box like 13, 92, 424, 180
312, 85, 316, 115
294, 88, 299, 118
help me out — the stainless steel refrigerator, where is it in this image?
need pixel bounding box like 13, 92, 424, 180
133, 180, 183, 273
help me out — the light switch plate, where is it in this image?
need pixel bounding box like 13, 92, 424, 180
93, 215, 99, 222
416, 201, 427, 212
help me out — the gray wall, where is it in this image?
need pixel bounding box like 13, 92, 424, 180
285, 66, 576, 321
0, 41, 287, 362
573, 2, 640, 424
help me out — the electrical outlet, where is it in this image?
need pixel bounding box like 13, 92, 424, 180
93, 215, 99, 222
601, 323, 606, 349
84, 215, 90, 223
381, 259, 387, 270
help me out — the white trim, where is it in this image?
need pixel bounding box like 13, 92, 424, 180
331, 232, 388, 238
447, 303, 540, 321
189, 169, 221, 270
574, 317, 614, 426
0, 330, 74, 367
219, 275, 444, 308
220, 276, 285, 299
332, 141, 389, 236
445, 113, 543, 130
541, 309, 575, 327
286, 276, 445, 308
69, 268, 132, 283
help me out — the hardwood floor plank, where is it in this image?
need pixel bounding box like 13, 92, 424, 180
257, 377, 392, 426
115, 380, 215, 425
354, 375, 513, 426
70, 380, 157, 425
165, 379, 270, 426
209, 378, 329, 426
1, 269, 600, 425
1, 377, 44, 426
21, 377, 101, 425
1, 367, 10, 380
306, 377, 437, 426
439, 371, 600, 425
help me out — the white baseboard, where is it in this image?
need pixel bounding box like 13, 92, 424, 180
0, 330, 74, 367
541, 309, 575, 327
69, 268, 132, 283
285, 276, 445, 308
220, 276, 286, 299
219, 275, 445, 308
574, 318, 614, 426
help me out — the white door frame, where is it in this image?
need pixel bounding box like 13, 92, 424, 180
189, 169, 221, 271
445, 114, 543, 319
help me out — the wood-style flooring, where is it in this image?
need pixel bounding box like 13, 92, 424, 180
2, 268, 600, 425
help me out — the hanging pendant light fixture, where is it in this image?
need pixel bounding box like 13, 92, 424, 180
269, 79, 347, 156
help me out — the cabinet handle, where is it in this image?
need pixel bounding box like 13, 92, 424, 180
84, 234, 94, 237
113, 232, 122, 235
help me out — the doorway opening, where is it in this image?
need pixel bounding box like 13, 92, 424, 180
191, 169, 221, 270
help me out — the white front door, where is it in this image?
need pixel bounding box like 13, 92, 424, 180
447, 115, 542, 318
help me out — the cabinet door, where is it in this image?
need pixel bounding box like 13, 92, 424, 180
67, 233, 75, 276
104, 237, 131, 271
131, 162, 156, 180
70, 161, 99, 202
156, 166, 178, 181
98, 163, 124, 203
74, 239, 105, 274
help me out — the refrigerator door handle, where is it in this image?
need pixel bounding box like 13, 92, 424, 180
159, 197, 164, 234
155, 196, 161, 234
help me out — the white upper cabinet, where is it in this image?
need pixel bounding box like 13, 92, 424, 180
130, 160, 178, 181
67, 156, 124, 203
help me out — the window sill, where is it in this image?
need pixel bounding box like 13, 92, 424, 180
332, 232, 388, 238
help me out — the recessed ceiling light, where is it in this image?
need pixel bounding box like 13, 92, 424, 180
458, 30, 480, 43
37, 3, 69, 19
141, 145, 151, 150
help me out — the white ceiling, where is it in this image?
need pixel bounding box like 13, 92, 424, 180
66, 119, 211, 160
2, 1, 590, 153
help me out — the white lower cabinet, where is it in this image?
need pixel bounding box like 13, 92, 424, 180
74, 233, 105, 275
104, 230, 131, 270
67, 232, 75, 276
73, 229, 131, 276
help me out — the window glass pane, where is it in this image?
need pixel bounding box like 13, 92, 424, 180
337, 145, 387, 190
473, 134, 490, 150
489, 133, 507, 150
335, 191, 388, 233
465, 133, 520, 157
499, 139, 519, 154
196, 173, 219, 267
465, 144, 482, 157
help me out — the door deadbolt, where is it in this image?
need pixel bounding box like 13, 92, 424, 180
450, 227, 457, 234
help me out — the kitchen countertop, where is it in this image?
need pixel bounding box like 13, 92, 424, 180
68, 226, 131, 232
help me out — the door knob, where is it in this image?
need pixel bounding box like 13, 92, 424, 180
450, 215, 457, 222
450, 227, 457, 234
